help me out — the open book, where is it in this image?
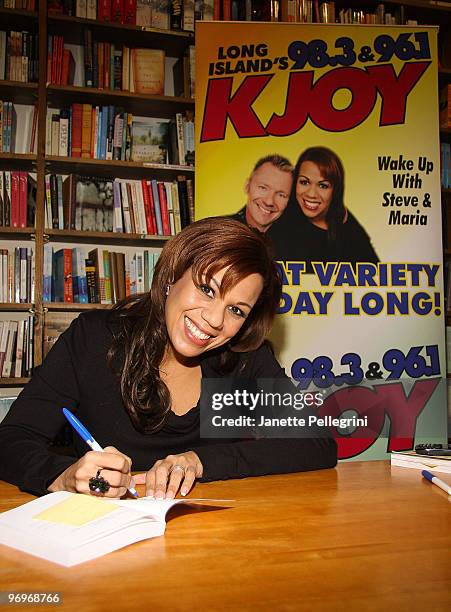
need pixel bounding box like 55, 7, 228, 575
0, 492, 229, 567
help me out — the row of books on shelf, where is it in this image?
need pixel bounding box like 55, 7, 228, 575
0, 30, 39, 83
46, 106, 194, 166
48, 0, 192, 30
0, 247, 34, 304
44, 174, 193, 235
0, 171, 36, 228
43, 245, 159, 303
0, 316, 34, 379
441, 143, 451, 190
0, 1, 36, 9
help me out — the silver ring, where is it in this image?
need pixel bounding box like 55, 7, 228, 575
172, 464, 185, 474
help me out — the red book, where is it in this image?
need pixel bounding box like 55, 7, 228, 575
51, 36, 58, 84
18, 172, 27, 228
222, 0, 231, 20
98, 0, 112, 20
63, 248, 73, 302
157, 181, 170, 236
145, 181, 157, 235
110, 0, 124, 22
140, 179, 155, 234
57, 36, 64, 85
61, 49, 75, 86
123, 0, 137, 24
11, 172, 20, 228
71, 103, 83, 157
214, 0, 220, 20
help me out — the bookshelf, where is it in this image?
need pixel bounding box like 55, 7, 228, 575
0, 1, 195, 385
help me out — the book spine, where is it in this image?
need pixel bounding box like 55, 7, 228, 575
150, 179, 163, 235
18, 171, 27, 228
81, 104, 92, 158
71, 103, 83, 157
113, 181, 123, 233
158, 181, 170, 236
10, 171, 19, 228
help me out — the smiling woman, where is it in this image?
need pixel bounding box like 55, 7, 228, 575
268, 147, 379, 271
0, 218, 337, 500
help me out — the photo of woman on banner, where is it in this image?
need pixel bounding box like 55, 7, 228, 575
268, 147, 379, 271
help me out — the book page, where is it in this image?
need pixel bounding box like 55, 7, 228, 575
35, 495, 118, 527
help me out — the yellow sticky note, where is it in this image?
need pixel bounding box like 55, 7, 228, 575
34, 495, 118, 527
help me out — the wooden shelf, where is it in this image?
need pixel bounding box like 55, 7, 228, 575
44, 156, 194, 179
0, 80, 38, 104
0, 153, 37, 171
0, 303, 33, 312
0, 377, 31, 386
47, 14, 194, 56
44, 303, 112, 311
0, 227, 36, 238
45, 229, 171, 246
0, 7, 38, 29
46, 85, 194, 118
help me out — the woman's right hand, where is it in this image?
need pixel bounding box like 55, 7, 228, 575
47, 446, 134, 498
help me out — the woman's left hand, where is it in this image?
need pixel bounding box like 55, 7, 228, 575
134, 451, 203, 499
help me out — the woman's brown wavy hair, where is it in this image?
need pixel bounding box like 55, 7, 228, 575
108, 218, 282, 433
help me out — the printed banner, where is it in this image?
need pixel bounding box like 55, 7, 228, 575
195, 22, 446, 460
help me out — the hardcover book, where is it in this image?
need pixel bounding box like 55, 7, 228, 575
131, 48, 165, 95
75, 176, 114, 232
130, 119, 168, 164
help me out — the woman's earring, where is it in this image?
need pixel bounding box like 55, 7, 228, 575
165, 284, 170, 296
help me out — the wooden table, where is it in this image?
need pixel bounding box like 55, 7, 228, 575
0, 461, 449, 611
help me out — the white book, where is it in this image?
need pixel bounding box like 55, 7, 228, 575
76, 0, 87, 18
86, 0, 97, 19
129, 181, 141, 234
2, 250, 8, 303
164, 181, 175, 235
171, 181, 182, 234
58, 116, 69, 157
136, 0, 152, 26
20, 249, 27, 302
14, 319, 25, 378
0, 321, 9, 375
119, 180, 132, 234
51, 116, 60, 156
134, 180, 148, 235
391, 451, 451, 474
129, 254, 137, 295
2, 320, 17, 378
0, 492, 227, 567
183, 0, 195, 31
136, 250, 145, 293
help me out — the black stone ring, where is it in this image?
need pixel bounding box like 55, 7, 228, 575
89, 469, 111, 494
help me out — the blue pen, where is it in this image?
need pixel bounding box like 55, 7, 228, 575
63, 407, 139, 498
422, 469, 451, 496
